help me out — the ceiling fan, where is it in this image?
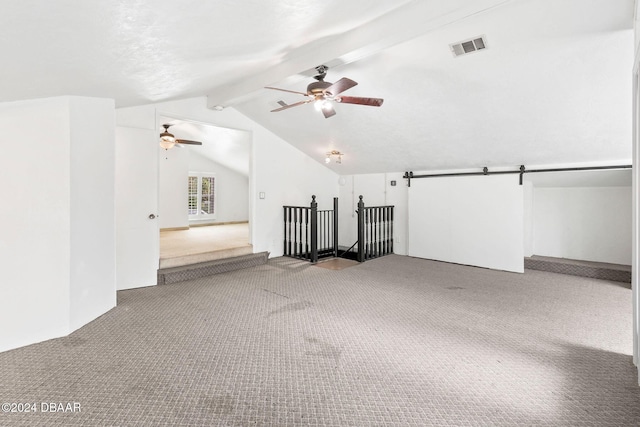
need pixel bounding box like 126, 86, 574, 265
265, 65, 384, 118
159, 124, 203, 150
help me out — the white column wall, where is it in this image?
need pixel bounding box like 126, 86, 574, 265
523, 181, 534, 257
632, 45, 640, 378
69, 97, 117, 331
0, 98, 71, 352
0, 96, 116, 352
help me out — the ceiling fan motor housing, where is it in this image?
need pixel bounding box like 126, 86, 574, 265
307, 80, 332, 96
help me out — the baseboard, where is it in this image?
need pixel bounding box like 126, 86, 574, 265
160, 226, 190, 231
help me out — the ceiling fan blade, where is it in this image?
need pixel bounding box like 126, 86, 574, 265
175, 139, 202, 145
324, 77, 357, 96
322, 103, 336, 119
337, 96, 384, 107
271, 100, 310, 112
265, 86, 309, 96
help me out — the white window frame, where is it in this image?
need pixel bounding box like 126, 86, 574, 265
188, 172, 216, 221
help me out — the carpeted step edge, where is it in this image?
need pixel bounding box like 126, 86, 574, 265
524, 258, 631, 283
158, 252, 269, 285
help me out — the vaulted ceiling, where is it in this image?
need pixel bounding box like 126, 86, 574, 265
2, 0, 635, 175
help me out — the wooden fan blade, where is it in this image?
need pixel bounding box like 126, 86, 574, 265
324, 77, 357, 96
175, 139, 202, 145
265, 86, 309, 96
270, 100, 310, 112
337, 96, 384, 107
322, 103, 336, 119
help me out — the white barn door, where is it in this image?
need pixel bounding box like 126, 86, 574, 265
407, 174, 524, 273
115, 126, 159, 290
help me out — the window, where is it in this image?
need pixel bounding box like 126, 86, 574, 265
188, 173, 216, 220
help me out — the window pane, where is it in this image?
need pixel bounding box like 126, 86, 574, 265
188, 176, 198, 215
201, 177, 215, 215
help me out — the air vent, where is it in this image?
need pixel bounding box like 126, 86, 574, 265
449, 35, 487, 58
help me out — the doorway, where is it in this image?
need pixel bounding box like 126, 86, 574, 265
157, 115, 251, 268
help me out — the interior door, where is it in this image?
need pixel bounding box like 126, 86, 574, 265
115, 126, 159, 290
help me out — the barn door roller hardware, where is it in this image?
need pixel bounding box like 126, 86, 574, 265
403, 164, 631, 187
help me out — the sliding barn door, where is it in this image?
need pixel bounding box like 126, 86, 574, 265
407, 174, 524, 273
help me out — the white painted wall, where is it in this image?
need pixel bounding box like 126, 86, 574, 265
117, 96, 339, 257
188, 152, 248, 224
633, 51, 640, 378
532, 186, 632, 265
0, 97, 71, 352
159, 146, 189, 229
338, 173, 408, 255
523, 180, 534, 257
69, 97, 116, 330
0, 96, 116, 352
408, 175, 524, 273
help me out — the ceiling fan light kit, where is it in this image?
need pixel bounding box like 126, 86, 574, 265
265, 65, 383, 119
325, 150, 343, 164
265, 65, 374, 165
158, 124, 203, 150
159, 130, 176, 150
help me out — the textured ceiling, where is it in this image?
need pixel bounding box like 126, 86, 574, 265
1, 0, 635, 177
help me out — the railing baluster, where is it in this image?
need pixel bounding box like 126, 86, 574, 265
333, 197, 339, 257
283, 207, 287, 256
373, 208, 380, 257
288, 207, 292, 256
366, 209, 373, 259
303, 208, 308, 259
285, 196, 391, 263
389, 207, 392, 255
382, 207, 386, 256
310, 196, 318, 263
325, 211, 329, 252
384, 207, 388, 255
357, 196, 364, 262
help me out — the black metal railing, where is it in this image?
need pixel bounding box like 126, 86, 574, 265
283, 196, 338, 263
357, 195, 394, 262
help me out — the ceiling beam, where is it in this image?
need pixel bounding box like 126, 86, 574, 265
206, 0, 513, 109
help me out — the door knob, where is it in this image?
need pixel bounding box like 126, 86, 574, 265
148, 214, 156, 219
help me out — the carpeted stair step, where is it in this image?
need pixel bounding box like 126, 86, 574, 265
524, 256, 631, 284
158, 252, 269, 285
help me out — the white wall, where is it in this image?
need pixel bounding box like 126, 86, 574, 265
408, 175, 524, 273
159, 146, 189, 229
117, 96, 339, 257
532, 186, 632, 265
633, 49, 640, 378
188, 152, 248, 224
523, 180, 534, 257
0, 96, 116, 352
69, 97, 116, 330
338, 173, 408, 255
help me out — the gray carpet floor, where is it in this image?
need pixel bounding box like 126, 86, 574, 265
1, 255, 638, 426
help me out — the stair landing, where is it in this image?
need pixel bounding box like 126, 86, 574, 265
158, 251, 268, 285
160, 245, 253, 269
